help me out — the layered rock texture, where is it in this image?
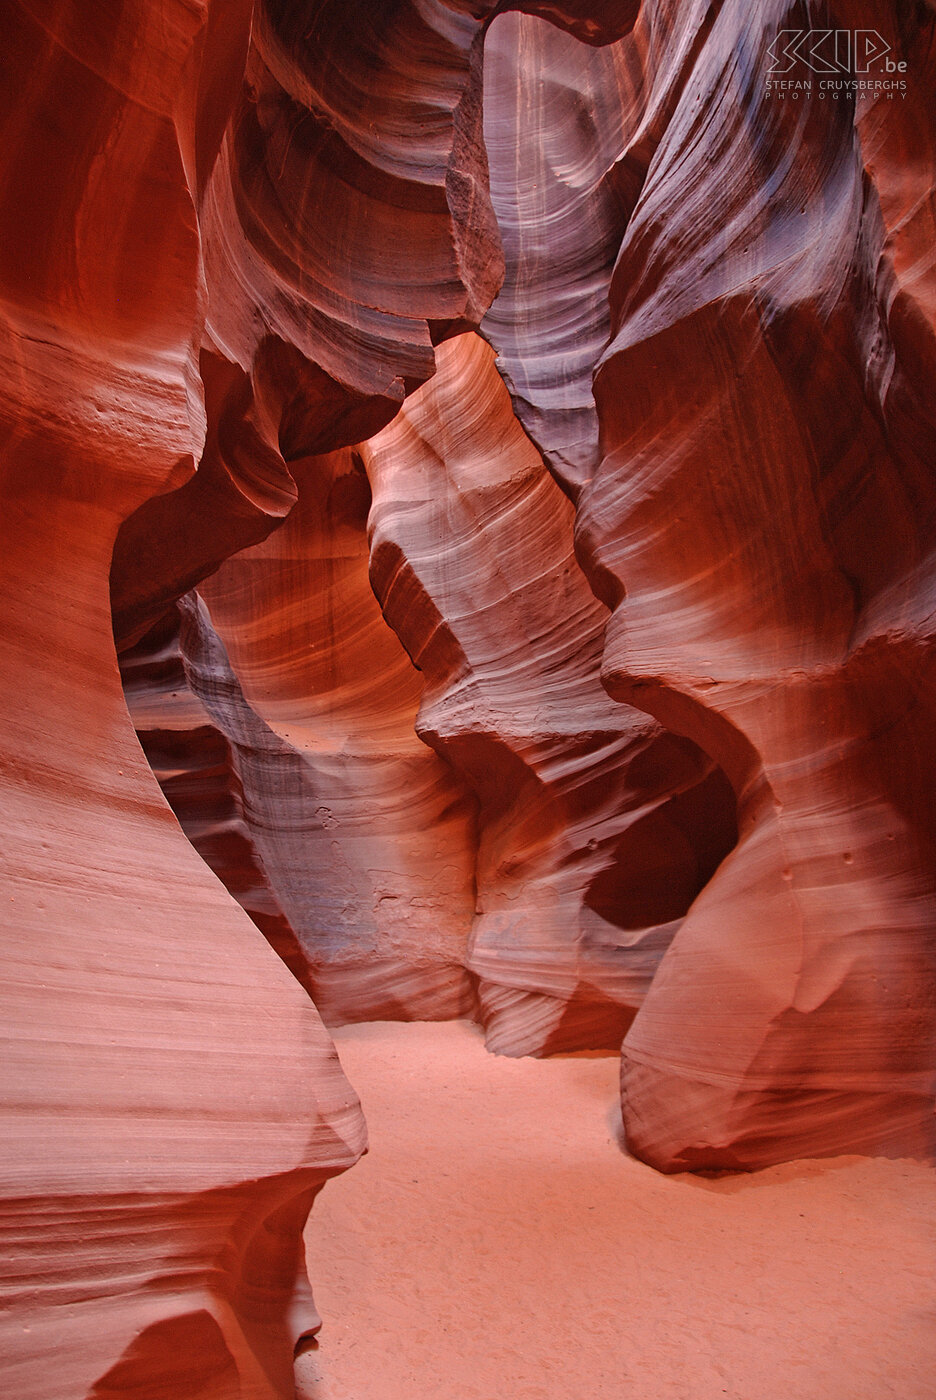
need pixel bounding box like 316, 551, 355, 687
3, 0, 936, 1393
364, 333, 737, 1053
125, 470, 479, 1026
485, 0, 936, 1166
123, 332, 737, 1055
576, 0, 936, 1171
0, 4, 372, 1397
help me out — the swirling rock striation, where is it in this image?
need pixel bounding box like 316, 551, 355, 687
482, 11, 631, 488
111, 0, 509, 651
5, 17, 936, 1400
183, 451, 479, 1025
201, 0, 504, 419
121, 604, 315, 995
481, 1, 722, 494
574, 0, 936, 1169
0, 2, 366, 1397
365, 333, 737, 1055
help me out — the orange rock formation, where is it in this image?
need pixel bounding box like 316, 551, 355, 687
3, 1, 935, 1395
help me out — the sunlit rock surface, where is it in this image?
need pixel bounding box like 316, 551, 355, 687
127, 334, 736, 1057
365, 334, 737, 1055
4, 7, 936, 1397
0, 3, 365, 1397
482, 3, 717, 493
573, 0, 936, 1169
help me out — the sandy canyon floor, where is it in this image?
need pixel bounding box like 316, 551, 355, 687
295, 1021, 935, 1400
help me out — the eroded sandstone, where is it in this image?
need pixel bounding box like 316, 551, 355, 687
364, 333, 737, 1054
575, 0, 936, 1168
4, 7, 936, 1398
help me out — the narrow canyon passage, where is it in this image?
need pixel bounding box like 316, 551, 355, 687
5, 2, 936, 1394
296, 1022, 936, 1400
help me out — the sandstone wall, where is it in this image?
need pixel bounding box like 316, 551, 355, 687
3, 3, 936, 1393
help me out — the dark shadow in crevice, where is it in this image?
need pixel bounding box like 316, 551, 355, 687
585, 761, 738, 932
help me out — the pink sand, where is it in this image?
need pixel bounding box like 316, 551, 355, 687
297, 1020, 936, 1400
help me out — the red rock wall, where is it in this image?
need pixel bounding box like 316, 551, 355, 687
192, 456, 479, 1024
107, 1, 936, 1173
2, 1, 529, 1389
0, 3, 371, 1397
125, 334, 735, 1054
365, 333, 737, 1054
472, 0, 936, 1168
573, 0, 936, 1168
4, 2, 936, 1392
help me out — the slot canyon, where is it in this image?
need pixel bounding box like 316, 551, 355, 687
1, 2, 935, 1398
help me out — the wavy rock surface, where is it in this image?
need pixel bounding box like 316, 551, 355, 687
124, 333, 736, 1058
121, 605, 315, 996
482, 3, 717, 492
365, 333, 736, 1054
0, 3, 365, 1397
574, 0, 936, 1169
191, 451, 479, 1024
110, 0, 509, 652
125, 582, 478, 1025
201, 0, 503, 422
6, 17, 936, 1400
482, 12, 631, 487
